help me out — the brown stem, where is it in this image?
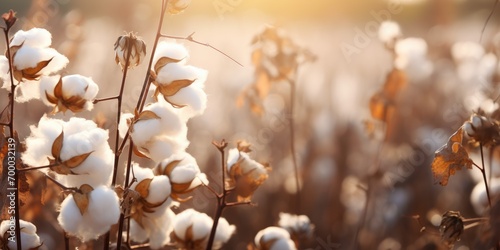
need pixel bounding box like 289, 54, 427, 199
17, 163, 59, 172
45, 174, 77, 191
160, 32, 243, 67
116, 140, 136, 250
3, 24, 22, 250
104, 43, 132, 250
353, 181, 371, 249
287, 77, 301, 214
64, 233, 70, 250
479, 143, 492, 208
206, 140, 228, 250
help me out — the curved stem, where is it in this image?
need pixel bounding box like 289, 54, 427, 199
116, 141, 136, 250
287, 77, 301, 214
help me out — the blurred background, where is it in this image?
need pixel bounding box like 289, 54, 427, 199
2, 0, 500, 249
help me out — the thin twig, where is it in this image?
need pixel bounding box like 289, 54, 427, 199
206, 140, 228, 250
44, 174, 77, 191
480, 0, 499, 43
287, 76, 301, 214
480, 143, 492, 208
93, 96, 119, 104
17, 163, 59, 172
160, 32, 243, 67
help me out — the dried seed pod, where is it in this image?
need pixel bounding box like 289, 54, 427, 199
114, 32, 146, 69
439, 211, 464, 248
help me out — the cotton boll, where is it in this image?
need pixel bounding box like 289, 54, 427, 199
38, 48, 69, 75
167, 85, 208, 119
146, 175, 172, 207
131, 118, 163, 147
255, 227, 297, 250
86, 186, 120, 229
148, 208, 175, 249
451, 41, 485, 63
214, 218, 236, 246
470, 178, 500, 215
172, 209, 234, 249
119, 112, 134, 138
12, 46, 47, 69
58, 186, 120, 242
60, 75, 99, 110
142, 135, 188, 162
22, 116, 64, 168
0, 220, 42, 250
144, 101, 184, 136
278, 213, 314, 239
152, 41, 189, 67
40, 75, 60, 105
156, 63, 200, 84
378, 21, 401, 46
130, 208, 175, 249
58, 193, 84, 236
129, 162, 155, 186
394, 37, 432, 81
226, 148, 241, 173
14, 79, 44, 102
10, 28, 52, 48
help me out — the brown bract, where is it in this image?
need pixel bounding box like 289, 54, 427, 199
48, 131, 93, 175
150, 56, 194, 108
155, 159, 196, 202
431, 127, 473, 186
72, 184, 94, 215
45, 77, 87, 114
2, 10, 17, 30
128, 109, 161, 158
114, 32, 146, 70
124, 178, 169, 228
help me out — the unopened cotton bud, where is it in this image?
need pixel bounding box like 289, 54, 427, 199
167, 0, 192, 14
114, 32, 146, 69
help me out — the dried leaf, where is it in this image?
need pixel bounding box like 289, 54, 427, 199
135, 178, 152, 198
134, 110, 160, 124
158, 79, 195, 97
369, 69, 406, 122
73, 184, 93, 215
20, 58, 53, 80
51, 130, 64, 159
62, 151, 93, 168
133, 146, 150, 159
154, 57, 182, 73
431, 127, 473, 186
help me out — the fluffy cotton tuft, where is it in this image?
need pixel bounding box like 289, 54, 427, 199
378, 21, 401, 46
278, 213, 314, 239
172, 209, 235, 249
152, 42, 189, 66
0, 28, 69, 102
394, 37, 433, 81
0, 220, 42, 250
41, 74, 99, 112
22, 116, 114, 187
140, 135, 189, 162
129, 208, 175, 249
470, 178, 500, 215
254, 226, 297, 250
57, 185, 120, 242
156, 151, 208, 194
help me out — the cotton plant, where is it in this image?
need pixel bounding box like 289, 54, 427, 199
0, 27, 69, 102
57, 185, 120, 242
0, 220, 42, 250
171, 208, 236, 250
22, 116, 114, 187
